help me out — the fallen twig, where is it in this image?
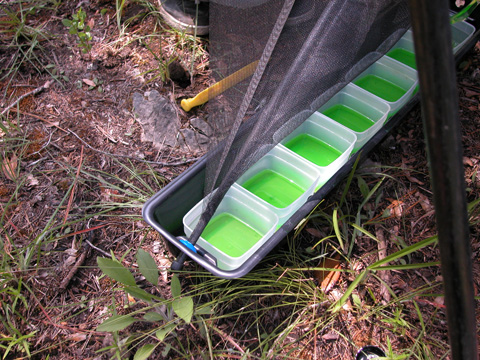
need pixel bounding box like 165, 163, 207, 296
63, 145, 84, 224
7, 108, 69, 133
59, 226, 101, 291
85, 238, 111, 258
212, 325, 245, 355
67, 128, 199, 166
59, 247, 89, 291
1, 80, 53, 116
376, 226, 391, 304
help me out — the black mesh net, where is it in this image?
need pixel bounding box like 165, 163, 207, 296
188, 0, 411, 246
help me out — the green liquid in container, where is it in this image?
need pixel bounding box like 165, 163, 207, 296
242, 169, 304, 208
354, 74, 407, 102
387, 48, 417, 69
202, 213, 262, 257
285, 134, 342, 166
322, 104, 375, 133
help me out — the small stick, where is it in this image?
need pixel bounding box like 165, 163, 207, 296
59, 248, 88, 291
8, 108, 68, 133
1, 80, 53, 116
63, 145, 84, 224
85, 238, 111, 258
375, 226, 391, 303
212, 326, 245, 355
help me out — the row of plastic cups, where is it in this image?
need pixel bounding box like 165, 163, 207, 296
181, 19, 476, 271
347, 18, 475, 121
353, 19, 475, 122
182, 56, 418, 270
312, 50, 418, 154
183, 116, 359, 270
181, 54, 415, 272
182, 145, 320, 270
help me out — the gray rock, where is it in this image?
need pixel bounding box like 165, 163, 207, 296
133, 90, 214, 153
132, 90, 181, 148
190, 117, 214, 137
178, 128, 210, 153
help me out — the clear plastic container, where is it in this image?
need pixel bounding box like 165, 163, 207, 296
400, 19, 475, 55
452, 20, 476, 54
235, 146, 321, 221
183, 184, 279, 271
316, 83, 389, 150
277, 112, 356, 191
350, 56, 418, 116
385, 35, 416, 69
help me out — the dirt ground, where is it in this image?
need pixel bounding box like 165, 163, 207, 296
1, 1, 479, 359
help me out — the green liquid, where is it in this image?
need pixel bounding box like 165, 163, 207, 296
242, 169, 304, 208
285, 134, 342, 166
354, 74, 407, 102
387, 48, 417, 69
322, 104, 375, 133
202, 213, 262, 257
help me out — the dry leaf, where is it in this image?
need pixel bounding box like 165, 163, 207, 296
82, 78, 96, 87
100, 185, 121, 202
322, 333, 339, 341
27, 174, 39, 186
45, 120, 60, 128
415, 192, 432, 213
464, 89, 480, 98
314, 255, 342, 293
463, 157, 475, 166
66, 333, 87, 342
158, 256, 172, 283
405, 173, 424, 185
387, 199, 405, 218
434, 296, 445, 306
64, 248, 78, 268
2, 155, 18, 181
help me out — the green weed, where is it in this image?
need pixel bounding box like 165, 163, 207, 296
62, 7, 92, 55
95, 251, 203, 359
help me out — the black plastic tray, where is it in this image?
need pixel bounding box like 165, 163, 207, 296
143, 19, 480, 278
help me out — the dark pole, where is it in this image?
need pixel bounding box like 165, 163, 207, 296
407, 1, 478, 359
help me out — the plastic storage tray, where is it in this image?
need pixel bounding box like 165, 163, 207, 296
142, 17, 479, 278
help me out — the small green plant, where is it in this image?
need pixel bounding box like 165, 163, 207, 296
45, 63, 69, 83
96, 250, 208, 359
62, 8, 93, 55
82, 77, 103, 93
115, 0, 128, 36
380, 306, 410, 336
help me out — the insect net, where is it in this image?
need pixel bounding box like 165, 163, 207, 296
187, 0, 410, 248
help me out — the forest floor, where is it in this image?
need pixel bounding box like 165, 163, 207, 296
0, 1, 479, 359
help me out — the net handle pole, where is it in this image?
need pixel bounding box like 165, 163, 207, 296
408, 1, 478, 359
